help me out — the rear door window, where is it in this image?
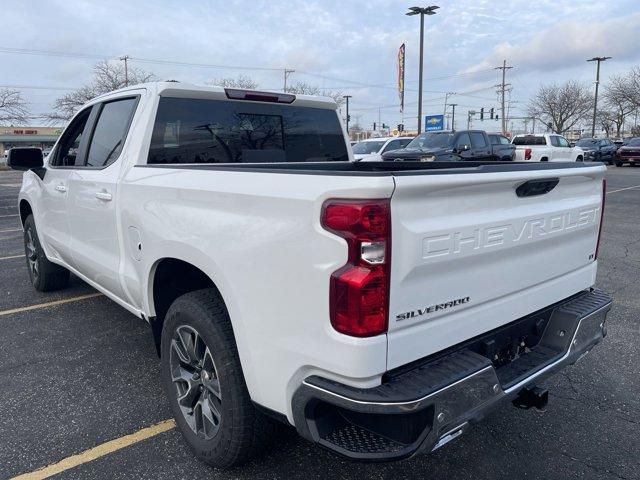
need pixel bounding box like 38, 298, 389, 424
470, 132, 487, 148
148, 97, 348, 164
85, 98, 138, 167
455, 132, 471, 148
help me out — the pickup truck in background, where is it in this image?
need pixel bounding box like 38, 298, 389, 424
381, 130, 497, 162
615, 137, 640, 167
488, 133, 516, 161
352, 136, 413, 161
10, 82, 612, 468
512, 133, 584, 162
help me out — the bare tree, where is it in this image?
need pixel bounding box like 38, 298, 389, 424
597, 109, 615, 137
0, 88, 29, 125
603, 74, 637, 137
285, 81, 344, 107
208, 75, 259, 89
528, 80, 593, 134
49, 60, 154, 122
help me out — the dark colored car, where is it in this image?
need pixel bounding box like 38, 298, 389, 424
576, 138, 617, 165
488, 133, 516, 161
616, 137, 640, 167
381, 130, 495, 162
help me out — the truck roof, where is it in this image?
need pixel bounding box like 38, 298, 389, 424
92, 81, 339, 110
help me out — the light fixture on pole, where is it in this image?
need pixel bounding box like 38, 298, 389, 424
587, 56, 611, 137
406, 5, 439, 134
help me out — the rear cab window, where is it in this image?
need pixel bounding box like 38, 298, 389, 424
148, 97, 348, 164
512, 136, 547, 146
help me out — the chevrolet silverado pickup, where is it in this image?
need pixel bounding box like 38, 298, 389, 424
381, 130, 496, 162
10, 82, 612, 468
512, 133, 584, 162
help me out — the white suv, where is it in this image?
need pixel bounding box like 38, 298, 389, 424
352, 136, 413, 161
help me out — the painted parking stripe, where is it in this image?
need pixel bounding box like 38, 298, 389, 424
0, 292, 103, 317
0, 227, 21, 233
0, 254, 23, 261
0, 213, 19, 218
607, 184, 640, 194
10, 419, 176, 480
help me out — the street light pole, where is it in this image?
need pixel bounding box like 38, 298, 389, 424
587, 56, 611, 137
406, 5, 439, 134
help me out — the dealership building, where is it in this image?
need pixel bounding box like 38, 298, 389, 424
0, 126, 62, 156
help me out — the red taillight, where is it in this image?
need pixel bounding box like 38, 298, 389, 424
524, 148, 532, 160
321, 199, 391, 337
595, 179, 606, 260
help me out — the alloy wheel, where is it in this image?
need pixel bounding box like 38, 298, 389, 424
170, 325, 222, 440
25, 228, 38, 281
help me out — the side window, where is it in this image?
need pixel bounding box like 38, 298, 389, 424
488, 135, 499, 145
51, 108, 92, 167
456, 133, 471, 148
499, 136, 511, 145
470, 132, 487, 148
398, 139, 412, 148
557, 136, 570, 148
549, 136, 560, 147
382, 140, 401, 152
85, 98, 138, 167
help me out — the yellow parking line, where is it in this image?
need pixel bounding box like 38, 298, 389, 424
607, 184, 640, 194
11, 419, 176, 480
0, 254, 23, 261
0, 292, 103, 317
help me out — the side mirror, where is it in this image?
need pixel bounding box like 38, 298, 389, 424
456, 144, 471, 152
7, 147, 44, 171
569, 142, 575, 148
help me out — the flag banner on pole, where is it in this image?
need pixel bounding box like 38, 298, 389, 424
398, 43, 405, 113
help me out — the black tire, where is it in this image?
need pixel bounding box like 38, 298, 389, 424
616, 161, 624, 167
23, 215, 70, 292
160, 289, 274, 468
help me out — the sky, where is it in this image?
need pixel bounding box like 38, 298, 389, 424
3, 0, 640, 133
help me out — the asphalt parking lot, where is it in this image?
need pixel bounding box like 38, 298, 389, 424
0, 166, 638, 480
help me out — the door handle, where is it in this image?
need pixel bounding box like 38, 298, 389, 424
95, 191, 113, 201
55, 184, 67, 193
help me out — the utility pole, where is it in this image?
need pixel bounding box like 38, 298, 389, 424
523, 118, 529, 134
587, 56, 611, 137
283, 69, 295, 92
119, 55, 131, 86
449, 103, 457, 131
406, 5, 439, 134
495, 59, 513, 135
467, 110, 476, 130
443, 91, 455, 120
343, 95, 353, 136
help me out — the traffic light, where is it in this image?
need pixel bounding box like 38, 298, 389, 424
346, 114, 351, 122
382, 123, 389, 129
490, 108, 494, 119
480, 107, 484, 120
398, 123, 404, 132
373, 122, 377, 131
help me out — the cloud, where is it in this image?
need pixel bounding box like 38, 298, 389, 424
465, 12, 640, 74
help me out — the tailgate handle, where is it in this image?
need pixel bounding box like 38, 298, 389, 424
516, 178, 559, 197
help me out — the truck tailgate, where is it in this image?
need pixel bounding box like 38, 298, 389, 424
387, 165, 605, 369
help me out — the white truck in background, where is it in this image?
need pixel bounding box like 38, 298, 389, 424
10, 82, 611, 468
512, 133, 585, 162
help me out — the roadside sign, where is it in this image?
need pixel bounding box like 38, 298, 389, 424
425, 115, 444, 131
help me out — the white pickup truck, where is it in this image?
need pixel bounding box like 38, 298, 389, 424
512, 133, 585, 162
10, 82, 612, 467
